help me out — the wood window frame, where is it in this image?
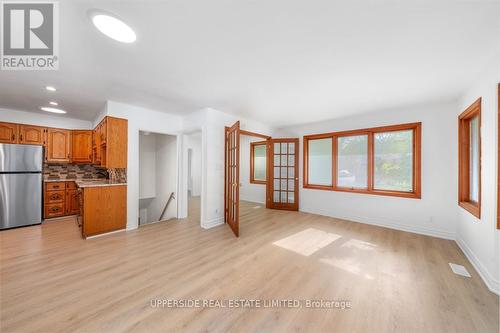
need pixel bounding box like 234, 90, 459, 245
303, 122, 422, 199
250, 141, 267, 184
458, 98, 481, 219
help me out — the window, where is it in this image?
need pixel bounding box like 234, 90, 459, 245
306, 137, 332, 186
459, 98, 481, 218
374, 130, 413, 192
250, 141, 267, 184
304, 122, 421, 198
458, 99, 481, 218
337, 135, 368, 189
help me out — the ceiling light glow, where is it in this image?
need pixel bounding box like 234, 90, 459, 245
46, 86, 56, 92
90, 12, 137, 43
49, 101, 58, 106
41, 107, 66, 114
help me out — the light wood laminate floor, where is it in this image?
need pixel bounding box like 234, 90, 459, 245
1, 201, 498, 332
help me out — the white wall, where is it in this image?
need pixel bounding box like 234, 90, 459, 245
240, 135, 267, 204
139, 133, 157, 199
104, 101, 183, 230
180, 108, 273, 229
278, 101, 458, 240
456, 56, 500, 295
0, 108, 92, 129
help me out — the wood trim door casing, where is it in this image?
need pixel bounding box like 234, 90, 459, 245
250, 141, 267, 184
303, 122, 422, 199
458, 98, 481, 219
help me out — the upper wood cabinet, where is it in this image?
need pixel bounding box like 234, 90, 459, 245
93, 117, 127, 168
46, 128, 71, 163
0, 122, 19, 144
71, 130, 92, 163
19, 125, 46, 145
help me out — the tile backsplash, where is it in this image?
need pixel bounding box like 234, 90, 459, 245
108, 168, 127, 183
44, 164, 108, 181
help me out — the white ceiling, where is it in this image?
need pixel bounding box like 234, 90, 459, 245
1, 0, 499, 126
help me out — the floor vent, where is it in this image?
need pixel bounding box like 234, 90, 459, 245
449, 263, 471, 277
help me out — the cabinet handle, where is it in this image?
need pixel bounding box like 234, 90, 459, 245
12, 134, 15, 141
19, 134, 23, 141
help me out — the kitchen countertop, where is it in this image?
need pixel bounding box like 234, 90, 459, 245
44, 179, 127, 187
75, 180, 127, 188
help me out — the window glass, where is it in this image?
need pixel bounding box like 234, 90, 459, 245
337, 135, 368, 188
374, 130, 413, 192
307, 138, 332, 185
253, 144, 266, 181
469, 116, 479, 202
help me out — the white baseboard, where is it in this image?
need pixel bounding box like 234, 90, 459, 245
300, 206, 456, 240
202, 217, 224, 229
456, 237, 500, 295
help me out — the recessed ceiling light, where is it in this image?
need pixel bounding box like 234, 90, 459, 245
49, 101, 58, 106
89, 10, 137, 43
40, 107, 66, 114
46, 86, 56, 92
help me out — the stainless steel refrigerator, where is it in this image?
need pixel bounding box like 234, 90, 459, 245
0, 143, 43, 230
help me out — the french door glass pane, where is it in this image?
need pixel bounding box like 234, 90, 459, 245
469, 116, 480, 202
281, 155, 288, 166
274, 154, 280, 166
288, 143, 295, 154
281, 180, 287, 191
281, 167, 287, 178
274, 191, 280, 203
281, 143, 288, 154
288, 180, 295, 191
274, 167, 280, 178
274, 143, 280, 153
307, 138, 332, 185
288, 155, 295, 166
288, 167, 294, 178
337, 135, 368, 188
274, 179, 280, 190
281, 192, 287, 203
288, 192, 294, 203
374, 130, 413, 192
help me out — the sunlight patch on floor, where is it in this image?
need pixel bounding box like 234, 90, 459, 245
273, 228, 341, 256
320, 257, 375, 279
341, 239, 377, 251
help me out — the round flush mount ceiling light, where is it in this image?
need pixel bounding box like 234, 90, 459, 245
89, 10, 137, 43
40, 106, 66, 114
46, 86, 56, 92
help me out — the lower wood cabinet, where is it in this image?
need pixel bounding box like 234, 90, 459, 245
44, 181, 80, 219
81, 185, 127, 237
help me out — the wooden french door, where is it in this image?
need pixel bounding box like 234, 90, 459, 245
266, 138, 299, 211
224, 121, 240, 237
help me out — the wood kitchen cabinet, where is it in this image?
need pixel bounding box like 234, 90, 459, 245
44, 181, 80, 219
71, 130, 92, 163
19, 125, 46, 145
81, 185, 127, 237
0, 122, 19, 143
66, 182, 80, 215
46, 128, 71, 163
93, 117, 127, 168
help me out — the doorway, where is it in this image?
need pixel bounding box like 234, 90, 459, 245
224, 122, 299, 237
138, 131, 178, 225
